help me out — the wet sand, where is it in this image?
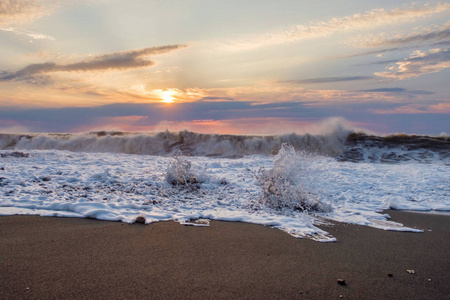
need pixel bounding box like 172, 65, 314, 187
1, 211, 449, 299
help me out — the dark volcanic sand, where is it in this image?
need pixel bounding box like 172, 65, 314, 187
1, 211, 449, 299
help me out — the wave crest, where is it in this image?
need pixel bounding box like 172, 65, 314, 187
0, 128, 350, 157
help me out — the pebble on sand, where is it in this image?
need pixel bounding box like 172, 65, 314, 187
135, 216, 146, 224
337, 279, 346, 285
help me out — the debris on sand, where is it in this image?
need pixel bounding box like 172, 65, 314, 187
337, 279, 346, 286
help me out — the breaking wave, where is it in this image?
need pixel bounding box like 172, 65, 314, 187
0, 128, 349, 158
0, 128, 448, 163
337, 132, 450, 163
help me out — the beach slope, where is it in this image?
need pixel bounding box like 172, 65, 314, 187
1, 211, 449, 299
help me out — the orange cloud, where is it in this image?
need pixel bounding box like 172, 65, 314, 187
375, 48, 450, 80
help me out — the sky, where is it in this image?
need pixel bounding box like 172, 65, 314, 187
1, 0, 449, 135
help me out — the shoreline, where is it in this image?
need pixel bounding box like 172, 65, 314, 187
1, 210, 449, 299
395, 210, 450, 216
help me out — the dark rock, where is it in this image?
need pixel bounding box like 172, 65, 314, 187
1, 152, 29, 158
337, 279, 346, 286
135, 216, 146, 224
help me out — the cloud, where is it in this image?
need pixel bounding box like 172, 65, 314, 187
1, 100, 448, 134
54, 80, 439, 108
338, 41, 450, 63
359, 58, 406, 65
362, 87, 406, 93
372, 102, 450, 114
221, 3, 450, 51
0, 26, 55, 40
0, 101, 308, 132
0, 0, 56, 40
375, 48, 450, 80
188, 82, 440, 109
0, 0, 50, 26
333, 47, 403, 60
359, 87, 434, 95
0, 45, 187, 81
1, 74, 437, 111
356, 22, 450, 48
0, 0, 41, 17
334, 22, 450, 60
282, 76, 373, 84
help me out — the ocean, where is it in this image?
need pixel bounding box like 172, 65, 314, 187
0, 128, 449, 242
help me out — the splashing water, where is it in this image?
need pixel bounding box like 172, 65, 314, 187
165, 151, 198, 187
257, 144, 332, 212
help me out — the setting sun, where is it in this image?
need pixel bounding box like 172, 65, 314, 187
161, 90, 176, 103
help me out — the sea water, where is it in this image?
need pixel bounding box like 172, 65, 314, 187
0, 128, 448, 241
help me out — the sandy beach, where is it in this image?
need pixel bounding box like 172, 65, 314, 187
1, 211, 449, 299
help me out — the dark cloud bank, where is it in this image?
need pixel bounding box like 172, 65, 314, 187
360, 87, 434, 95
1, 100, 448, 134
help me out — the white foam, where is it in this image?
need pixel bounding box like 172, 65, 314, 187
1, 149, 448, 241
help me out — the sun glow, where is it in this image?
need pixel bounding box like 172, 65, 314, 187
161, 90, 176, 103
